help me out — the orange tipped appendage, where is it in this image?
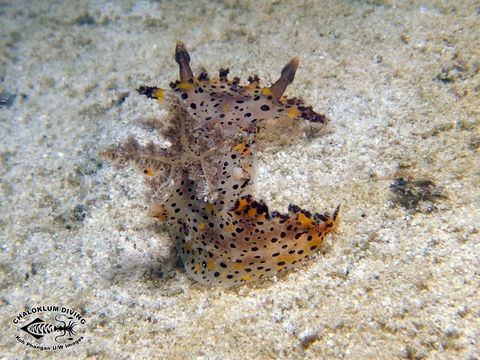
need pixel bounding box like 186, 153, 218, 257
269, 57, 299, 102
175, 41, 194, 83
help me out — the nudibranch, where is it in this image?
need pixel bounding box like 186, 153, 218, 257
102, 42, 339, 286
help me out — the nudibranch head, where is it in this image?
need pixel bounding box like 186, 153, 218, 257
102, 42, 338, 287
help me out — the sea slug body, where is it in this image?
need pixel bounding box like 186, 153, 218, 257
103, 42, 339, 287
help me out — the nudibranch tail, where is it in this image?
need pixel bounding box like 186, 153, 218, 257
151, 179, 340, 286
179, 195, 340, 287
103, 42, 337, 286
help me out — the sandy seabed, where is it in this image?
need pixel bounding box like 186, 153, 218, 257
1, 0, 479, 359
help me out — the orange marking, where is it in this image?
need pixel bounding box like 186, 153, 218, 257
178, 82, 194, 91
261, 87, 272, 96
297, 213, 313, 227
204, 203, 215, 213
225, 223, 235, 233
308, 235, 323, 247
221, 103, 231, 112
198, 222, 206, 231
255, 213, 266, 221
247, 208, 257, 217
144, 167, 155, 177
232, 263, 245, 270
287, 106, 300, 118
209, 78, 220, 86
246, 82, 259, 92
277, 254, 298, 263
233, 143, 250, 155
153, 88, 165, 103
235, 198, 250, 211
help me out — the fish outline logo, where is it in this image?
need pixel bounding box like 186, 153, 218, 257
20, 315, 78, 343
13, 305, 86, 351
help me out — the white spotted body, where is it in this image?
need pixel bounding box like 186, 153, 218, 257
103, 42, 339, 286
